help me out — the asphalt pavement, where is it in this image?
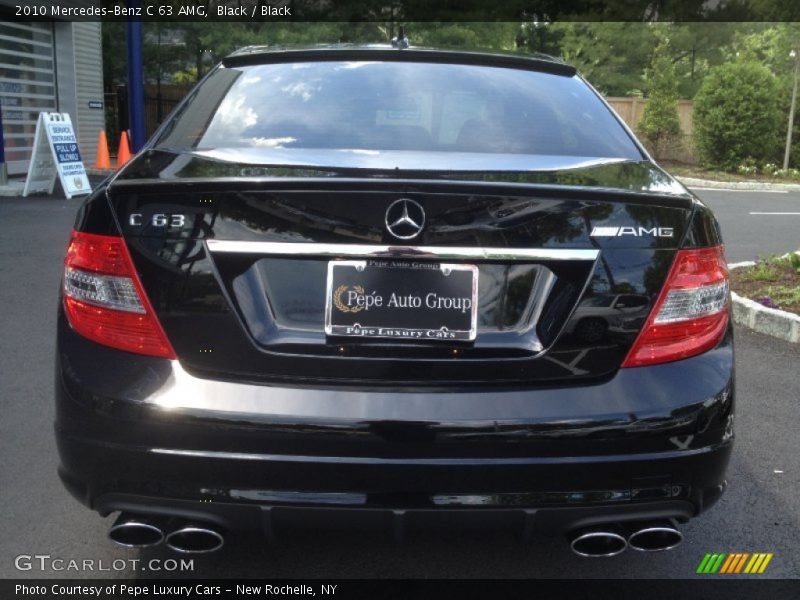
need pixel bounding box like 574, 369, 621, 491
0, 187, 798, 579
690, 187, 800, 262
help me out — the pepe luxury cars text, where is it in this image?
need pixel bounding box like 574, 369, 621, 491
56, 44, 733, 556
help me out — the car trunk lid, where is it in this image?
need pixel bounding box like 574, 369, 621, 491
108, 160, 694, 386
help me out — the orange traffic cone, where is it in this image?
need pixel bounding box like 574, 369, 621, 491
94, 131, 111, 169
116, 131, 132, 168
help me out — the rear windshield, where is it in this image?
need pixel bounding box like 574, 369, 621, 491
154, 60, 642, 161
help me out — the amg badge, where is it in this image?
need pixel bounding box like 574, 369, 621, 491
591, 226, 674, 238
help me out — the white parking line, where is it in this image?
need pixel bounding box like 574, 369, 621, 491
749, 212, 800, 215
690, 187, 789, 193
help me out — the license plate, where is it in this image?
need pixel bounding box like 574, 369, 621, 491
325, 260, 479, 342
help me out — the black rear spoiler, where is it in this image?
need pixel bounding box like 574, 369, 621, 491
222, 47, 577, 77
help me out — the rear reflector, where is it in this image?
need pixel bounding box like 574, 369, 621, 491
62, 230, 176, 359
622, 246, 729, 368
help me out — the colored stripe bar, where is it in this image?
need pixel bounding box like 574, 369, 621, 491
726, 552, 742, 573
697, 554, 713, 574
709, 553, 726, 573
701, 552, 773, 575
744, 554, 760, 574
734, 553, 750, 573
758, 553, 774, 573
748, 554, 766, 574
719, 554, 736, 574
703, 554, 720, 574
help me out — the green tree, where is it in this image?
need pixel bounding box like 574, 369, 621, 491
102, 21, 127, 86
638, 40, 681, 158
407, 22, 519, 51
724, 23, 800, 166
168, 22, 386, 83
693, 61, 782, 170
547, 22, 739, 98
667, 22, 740, 98
549, 22, 659, 96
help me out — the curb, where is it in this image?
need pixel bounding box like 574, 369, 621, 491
87, 168, 115, 177
0, 180, 24, 197
729, 262, 800, 344
677, 176, 800, 192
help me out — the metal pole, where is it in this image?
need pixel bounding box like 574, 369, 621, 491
0, 101, 7, 185
783, 50, 799, 170
156, 25, 163, 122
126, 0, 146, 153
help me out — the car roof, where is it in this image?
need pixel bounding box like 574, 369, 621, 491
222, 43, 577, 77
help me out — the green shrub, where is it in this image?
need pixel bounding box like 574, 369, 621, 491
737, 157, 758, 175
790, 252, 800, 273
763, 285, 800, 306
694, 62, 782, 171
637, 41, 681, 158
762, 162, 780, 176
738, 255, 783, 282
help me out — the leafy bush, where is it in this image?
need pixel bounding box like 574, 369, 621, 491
790, 252, 800, 273
762, 162, 780, 176
737, 158, 758, 175
738, 255, 783, 282
763, 285, 800, 307
637, 41, 681, 158
694, 62, 782, 171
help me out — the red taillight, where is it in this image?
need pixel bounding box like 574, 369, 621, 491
62, 230, 176, 359
622, 246, 730, 368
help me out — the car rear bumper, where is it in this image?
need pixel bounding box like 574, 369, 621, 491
55, 313, 734, 536
58, 440, 730, 539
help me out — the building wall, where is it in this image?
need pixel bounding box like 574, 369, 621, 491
72, 22, 103, 167
0, 22, 58, 175
54, 22, 76, 135
0, 18, 102, 175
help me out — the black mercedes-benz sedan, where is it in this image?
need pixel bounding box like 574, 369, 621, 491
56, 44, 733, 557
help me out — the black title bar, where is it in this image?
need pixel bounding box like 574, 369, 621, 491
3, 579, 800, 600
3, 0, 800, 22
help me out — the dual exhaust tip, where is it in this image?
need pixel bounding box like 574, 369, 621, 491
569, 520, 683, 557
110, 513, 680, 557
108, 514, 224, 554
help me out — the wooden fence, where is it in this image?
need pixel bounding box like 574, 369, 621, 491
606, 97, 696, 164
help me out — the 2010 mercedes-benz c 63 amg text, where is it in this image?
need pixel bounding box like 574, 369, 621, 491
56, 45, 733, 557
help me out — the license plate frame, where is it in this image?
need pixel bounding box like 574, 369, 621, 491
324, 260, 479, 342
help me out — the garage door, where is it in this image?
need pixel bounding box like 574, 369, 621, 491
0, 22, 57, 176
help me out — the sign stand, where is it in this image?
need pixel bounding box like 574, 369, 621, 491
23, 112, 91, 199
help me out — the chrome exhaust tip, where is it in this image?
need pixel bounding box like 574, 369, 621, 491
627, 521, 683, 552
108, 514, 165, 548
569, 528, 627, 557
165, 524, 225, 554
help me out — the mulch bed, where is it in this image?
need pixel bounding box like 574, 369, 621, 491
730, 258, 800, 316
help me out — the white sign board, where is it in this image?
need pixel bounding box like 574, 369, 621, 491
23, 112, 91, 199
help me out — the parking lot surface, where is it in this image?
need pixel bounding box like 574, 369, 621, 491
693, 187, 800, 262
0, 189, 797, 579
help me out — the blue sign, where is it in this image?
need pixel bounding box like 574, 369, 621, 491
53, 142, 82, 164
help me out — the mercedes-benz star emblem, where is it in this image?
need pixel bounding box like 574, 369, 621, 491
385, 198, 426, 240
